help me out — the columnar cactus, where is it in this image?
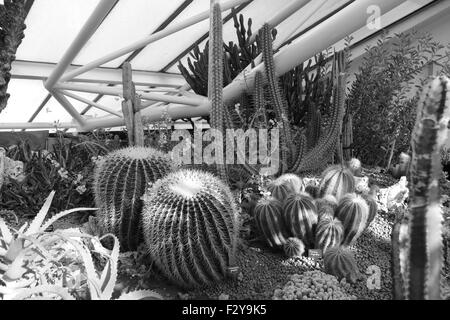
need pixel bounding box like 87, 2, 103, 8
142, 169, 240, 288
283, 237, 305, 258
93, 147, 174, 252
335, 193, 369, 246
282, 193, 318, 249
324, 246, 361, 283
254, 197, 289, 249
404, 76, 450, 300
319, 165, 355, 201
315, 217, 344, 254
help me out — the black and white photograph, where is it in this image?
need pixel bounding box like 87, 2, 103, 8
0, 0, 449, 307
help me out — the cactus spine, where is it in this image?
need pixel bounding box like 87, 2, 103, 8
208, 0, 228, 183
254, 197, 289, 248
142, 169, 240, 288
404, 76, 450, 300
319, 165, 355, 201
282, 193, 318, 249
324, 246, 361, 283
335, 193, 369, 246
93, 147, 174, 252
315, 217, 344, 254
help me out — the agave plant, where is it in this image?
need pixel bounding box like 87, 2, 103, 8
0, 192, 162, 300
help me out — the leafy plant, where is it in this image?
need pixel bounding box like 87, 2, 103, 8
348, 30, 448, 166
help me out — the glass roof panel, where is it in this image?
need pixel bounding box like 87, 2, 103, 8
74, 0, 186, 68
16, 0, 101, 64
84, 95, 122, 119
0, 79, 49, 123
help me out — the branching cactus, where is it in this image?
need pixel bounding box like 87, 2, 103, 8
254, 196, 290, 249
93, 147, 174, 252
319, 165, 355, 201
403, 76, 450, 300
142, 169, 240, 288
324, 246, 361, 283
282, 193, 318, 249
335, 193, 369, 246
315, 217, 344, 254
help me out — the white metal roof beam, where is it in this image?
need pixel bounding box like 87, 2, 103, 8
11, 60, 186, 88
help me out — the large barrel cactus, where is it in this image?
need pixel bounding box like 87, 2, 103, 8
283, 193, 318, 249
93, 147, 174, 252
267, 179, 295, 202
335, 193, 369, 246
315, 217, 344, 253
319, 165, 355, 201
142, 169, 240, 288
254, 197, 290, 249
274, 173, 305, 194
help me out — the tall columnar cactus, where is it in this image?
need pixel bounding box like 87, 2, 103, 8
282, 193, 318, 249
342, 113, 354, 161
0, 0, 27, 113
260, 23, 293, 172
306, 104, 322, 150
208, 0, 228, 183
335, 193, 369, 246
315, 217, 344, 254
324, 246, 361, 283
403, 76, 450, 300
142, 169, 240, 288
93, 147, 174, 252
254, 196, 289, 249
319, 165, 355, 201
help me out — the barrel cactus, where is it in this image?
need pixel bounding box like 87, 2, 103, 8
142, 169, 240, 288
283, 193, 318, 249
315, 195, 338, 221
324, 246, 361, 283
319, 165, 355, 201
315, 217, 344, 253
267, 179, 295, 202
335, 193, 369, 246
254, 197, 289, 249
362, 194, 378, 228
275, 173, 305, 193
283, 237, 305, 258
93, 147, 174, 252
346, 158, 362, 177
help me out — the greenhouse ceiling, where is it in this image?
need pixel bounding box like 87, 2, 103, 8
0, 0, 448, 132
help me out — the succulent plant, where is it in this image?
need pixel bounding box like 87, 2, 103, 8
282, 193, 318, 249
315, 217, 344, 253
362, 194, 378, 228
315, 194, 338, 221
275, 173, 305, 193
324, 246, 361, 283
267, 179, 295, 202
254, 196, 289, 249
283, 237, 305, 258
319, 165, 355, 201
93, 147, 174, 252
346, 158, 362, 177
142, 169, 240, 288
335, 193, 369, 246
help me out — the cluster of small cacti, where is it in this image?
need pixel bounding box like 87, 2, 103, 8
142, 169, 240, 288
273, 271, 357, 300
93, 146, 175, 252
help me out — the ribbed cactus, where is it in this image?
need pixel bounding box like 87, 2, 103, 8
342, 113, 354, 161
315, 195, 338, 221
362, 194, 377, 228
254, 197, 289, 249
306, 105, 322, 150
267, 179, 294, 203
404, 76, 449, 300
283, 237, 305, 258
142, 169, 240, 288
208, 0, 228, 183
319, 165, 355, 201
335, 193, 369, 246
275, 173, 305, 194
324, 246, 361, 283
93, 147, 174, 252
315, 217, 344, 254
282, 193, 318, 249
